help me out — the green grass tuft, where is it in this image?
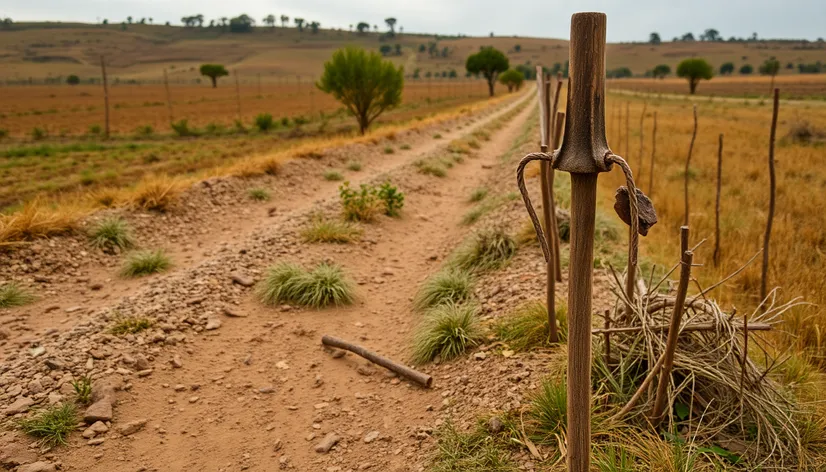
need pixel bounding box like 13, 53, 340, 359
71, 376, 93, 405
0, 283, 36, 308
120, 249, 172, 278
415, 159, 448, 178
469, 187, 489, 202
399, 144, 411, 150
433, 133, 443, 139
383, 146, 395, 154
111, 316, 153, 335
529, 377, 567, 441
494, 301, 568, 351
414, 269, 475, 311
346, 161, 362, 171
429, 420, 516, 472
248, 188, 271, 201
412, 303, 483, 364
88, 217, 135, 251
449, 228, 516, 273
301, 216, 362, 243
17, 403, 77, 448
256, 262, 355, 308
323, 170, 344, 181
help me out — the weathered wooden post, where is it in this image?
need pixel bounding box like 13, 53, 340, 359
760, 89, 779, 305
100, 56, 110, 139
163, 68, 174, 126
554, 12, 610, 471
234, 70, 242, 122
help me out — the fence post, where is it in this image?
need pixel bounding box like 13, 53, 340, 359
760, 89, 780, 305
553, 12, 610, 472
100, 56, 110, 139
234, 70, 242, 122
163, 68, 174, 126
535, 70, 558, 343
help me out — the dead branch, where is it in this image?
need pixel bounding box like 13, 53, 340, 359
592, 321, 771, 335
321, 335, 433, 388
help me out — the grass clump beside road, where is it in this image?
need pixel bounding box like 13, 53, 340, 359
414, 269, 475, 311
132, 175, 183, 212
301, 216, 362, 243
17, 403, 78, 448
110, 316, 153, 335
0, 282, 36, 308
494, 301, 568, 351
412, 303, 483, 364
428, 419, 516, 472
414, 159, 448, 178
120, 249, 172, 277
88, 216, 135, 251
247, 188, 271, 201
256, 262, 355, 308
449, 228, 516, 273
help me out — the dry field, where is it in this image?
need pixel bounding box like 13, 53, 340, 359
608, 74, 826, 99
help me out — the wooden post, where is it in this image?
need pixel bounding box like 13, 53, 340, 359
625, 101, 630, 162
684, 104, 698, 226
760, 89, 779, 305
648, 111, 657, 196
163, 68, 174, 126
651, 244, 694, 425
680, 225, 689, 256
551, 110, 565, 283
638, 101, 647, 175
536, 70, 558, 344
713, 134, 724, 267
553, 13, 611, 472
234, 70, 242, 122
100, 56, 110, 139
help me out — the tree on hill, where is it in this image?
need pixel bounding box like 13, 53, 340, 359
701, 28, 720, 41
317, 47, 404, 135
219, 17, 228, 30
200, 64, 229, 87
652, 64, 671, 78
385, 18, 397, 35
294, 18, 305, 33
418, 44, 426, 53
127, 16, 133, 24
310, 21, 320, 34
263, 15, 276, 27
195, 15, 204, 27
677, 58, 713, 94
607, 67, 633, 78
681, 32, 695, 41
149, 18, 153, 24
649, 32, 661, 45
498, 69, 524, 92
102, 19, 108, 25
740, 64, 754, 75
357, 22, 370, 35
466, 46, 509, 97
67, 75, 80, 85
280, 15, 289, 28
229, 15, 254, 33
719, 62, 735, 75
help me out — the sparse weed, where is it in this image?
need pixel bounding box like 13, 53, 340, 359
255, 113, 274, 131
248, 188, 271, 201
450, 228, 516, 272
256, 262, 355, 308
88, 217, 135, 252
170, 119, 197, 137
377, 182, 404, 217
415, 159, 448, 178
17, 403, 77, 448
0, 283, 36, 308
132, 175, 182, 212
414, 269, 475, 311
111, 316, 153, 335
301, 216, 362, 243
494, 301, 568, 351
429, 420, 515, 472
339, 182, 380, 222
384, 146, 395, 154
31, 127, 47, 141
324, 170, 344, 181
120, 249, 171, 278
135, 124, 154, 137
87, 124, 102, 136
433, 133, 443, 139
71, 376, 93, 405
346, 161, 362, 171
412, 303, 483, 364
469, 187, 489, 202
400, 144, 411, 150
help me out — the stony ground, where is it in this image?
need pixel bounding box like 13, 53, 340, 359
0, 91, 619, 472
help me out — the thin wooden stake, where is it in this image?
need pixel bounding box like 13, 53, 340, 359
680, 225, 690, 258
760, 89, 779, 305
684, 104, 698, 226
638, 101, 647, 175
648, 111, 657, 196
163, 68, 174, 126
651, 246, 694, 426
713, 133, 724, 267
536, 71, 558, 344
625, 101, 630, 160
100, 56, 110, 139
234, 70, 242, 122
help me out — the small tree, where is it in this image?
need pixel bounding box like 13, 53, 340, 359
514, 44, 521, 52
200, 64, 229, 88
67, 75, 81, 85
280, 15, 289, 28
649, 32, 661, 45
676, 58, 713, 94
652, 64, 671, 78
498, 69, 524, 92
294, 18, 305, 33
309, 21, 320, 34
317, 47, 403, 135
719, 62, 735, 75
379, 44, 393, 56
385, 17, 397, 35
740, 64, 754, 75
465, 46, 509, 97
356, 22, 370, 35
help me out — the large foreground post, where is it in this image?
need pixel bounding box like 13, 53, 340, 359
553, 12, 611, 472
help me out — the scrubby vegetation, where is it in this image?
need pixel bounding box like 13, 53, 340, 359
0, 282, 35, 308
301, 216, 362, 243
414, 269, 475, 311
120, 249, 172, 277
412, 303, 483, 364
88, 216, 135, 251
17, 403, 77, 447
256, 262, 355, 308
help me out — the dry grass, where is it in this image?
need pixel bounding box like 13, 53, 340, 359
301, 216, 362, 243
0, 198, 82, 244
131, 175, 185, 212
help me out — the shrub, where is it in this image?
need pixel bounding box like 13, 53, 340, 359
280, 117, 291, 127
399, 144, 411, 150
200, 63, 229, 88
433, 133, 442, 139
430, 420, 515, 471
412, 303, 483, 364
67, 74, 81, 85
384, 146, 395, 154
414, 270, 474, 311
17, 403, 77, 447
88, 217, 135, 251
111, 316, 153, 335
71, 376, 93, 405
450, 228, 516, 272
0, 128, 8, 139
171, 119, 197, 137
339, 182, 380, 222
0, 283, 36, 308
204, 122, 225, 135
377, 182, 404, 216
346, 160, 362, 171
254, 113, 274, 131
120, 249, 172, 277
324, 170, 344, 181
301, 216, 362, 243
88, 124, 102, 136
31, 127, 47, 140
256, 262, 355, 308
494, 301, 568, 351
498, 68, 525, 92
248, 188, 271, 201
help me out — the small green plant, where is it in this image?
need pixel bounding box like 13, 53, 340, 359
17, 403, 77, 447
377, 182, 404, 217
415, 159, 448, 177
469, 187, 489, 202
346, 161, 362, 171
135, 124, 154, 137
88, 217, 135, 252
494, 301, 568, 351
71, 376, 93, 405
339, 182, 380, 222
204, 122, 225, 135
384, 146, 395, 154
0, 128, 8, 140
31, 127, 47, 140
450, 228, 516, 272
280, 117, 291, 127
429, 420, 515, 471
254, 113, 274, 131
120, 249, 172, 277
412, 303, 482, 364
111, 316, 153, 335
324, 170, 344, 181
233, 119, 247, 134
256, 262, 355, 308
301, 216, 362, 243
171, 119, 197, 137
248, 188, 271, 201
433, 133, 443, 139
529, 377, 567, 441
88, 124, 102, 136
414, 270, 474, 311
0, 283, 36, 308
399, 144, 411, 150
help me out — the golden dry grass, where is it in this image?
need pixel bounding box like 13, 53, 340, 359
0, 198, 85, 244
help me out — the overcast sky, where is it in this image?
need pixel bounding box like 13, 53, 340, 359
2, 0, 823, 42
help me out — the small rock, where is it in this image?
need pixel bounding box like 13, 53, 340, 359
87, 438, 105, 446
487, 416, 504, 434
205, 318, 222, 330
171, 356, 183, 368
44, 358, 65, 370
331, 350, 346, 359
363, 431, 380, 443
4, 397, 34, 415
84, 398, 113, 423
258, 386, 275, 394
231, 274, 255, 287
357, 365, 375, 376
17, 462, 57, 472
276, 361, 290, 370
118, 418, 147, 436
222, 306, 247, 318
314, 432, 341, 453
473, 352, 487, 360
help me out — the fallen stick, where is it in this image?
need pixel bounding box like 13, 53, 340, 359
591, 322, 771, 335
321, 335, 433, 388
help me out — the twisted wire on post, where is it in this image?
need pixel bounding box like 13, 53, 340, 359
606, 153, 640, 268
516, 151, 557, 263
